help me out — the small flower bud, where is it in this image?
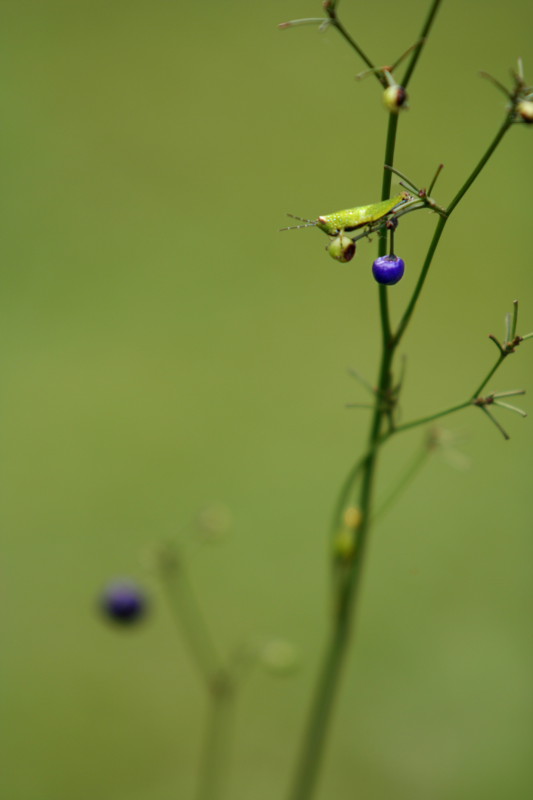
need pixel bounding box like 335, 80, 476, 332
383, 85, 408, 113
372, 255, 405, 285
260, 639, 299, 674
334, 528, 356, 560
343, 506, 363, 530
195, 504, 232, 543
517, 99, 533, 124
328, 234, 356, 262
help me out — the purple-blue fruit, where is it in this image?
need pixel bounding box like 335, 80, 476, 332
101, 581, 146, 624
372, 255, 405, 285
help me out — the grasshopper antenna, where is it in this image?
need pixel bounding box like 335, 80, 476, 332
280, 213, 317, 231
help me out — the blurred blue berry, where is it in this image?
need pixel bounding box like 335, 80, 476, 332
372, 255, 405, 285
101, 581, 146, 624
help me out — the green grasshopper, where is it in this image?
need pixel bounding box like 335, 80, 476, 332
280, 191, 414, 236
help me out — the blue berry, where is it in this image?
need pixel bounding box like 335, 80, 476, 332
372, 255, 405, 285
101, 581, 146, 624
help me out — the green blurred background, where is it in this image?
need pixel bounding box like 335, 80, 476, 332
2, 1, 532, 798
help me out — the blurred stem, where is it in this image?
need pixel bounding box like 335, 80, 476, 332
372, 442, 432, 523
158, 548, 236, 800
196, 672, 236, 800
158, 547, 221, 685
330, 455, 366, 536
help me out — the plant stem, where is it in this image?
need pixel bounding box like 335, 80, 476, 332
325, 9, 380, 80
287, 5, 514, 800
471, 354, 506, 398
372, 443, 431, 523
158, 547, 236, 800
378, 113, 400, 343
390, 348, 511, 436
395, 214, 448, 345
395, 114, 513, 347
400, 0, 443, 89
330, 455, 366, 535
158, 547, 221, 686
446, 115, 514, 216
392, 400, 472, 434
196, 672, 236, 800
479, 405, 510, 440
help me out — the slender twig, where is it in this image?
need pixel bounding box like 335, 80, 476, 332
158, 546, 221, 685
372, 443, 431, 522
196, 673, 236, 800
395, 113, 513, 347
324, 4, 381, 82
348, 367, 376, 395
393, 400, 472, 434
471, 354, 506, 398
493, 399, 527, 416
400, 0, 443, 89
446, 114, 514, 216
157, 546, 236, 800
479, 405, 510, 440
330, 455, 366, 536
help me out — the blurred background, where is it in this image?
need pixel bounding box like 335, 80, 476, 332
2, 1, 532, 798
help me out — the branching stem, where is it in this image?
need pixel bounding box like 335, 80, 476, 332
287, 3, 516, 799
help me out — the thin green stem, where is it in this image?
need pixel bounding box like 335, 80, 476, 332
158, 548, 221, 686
381, 114, 399, 204
330, 455, 366, 536
378, 113, 400, 344
158, 548, 237, 800
394, 214, 447, 345
511, 300, 519, 338
446, 115, 514, 216
196, 674, 236, 800
493, 399, 527, 417
390, 346, 514, 437
325, 11, 381, 82
286, 616, 350, 800
395, 113, 513, 347
372, 444, 431, 523
393, 400, 472, 434
471, 354, 506, 398
479, 405, 510, 440
348, 367, 375, 396
287, 4, 450, 799
400, 0, 443, 89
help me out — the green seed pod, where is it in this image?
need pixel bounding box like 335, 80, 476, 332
383, 84, 408, 113
334, 528, 357, 561
327, 234, 356, 262
517, 99, 533, 124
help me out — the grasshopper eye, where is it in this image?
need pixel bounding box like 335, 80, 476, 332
328, 235, 356, 263
383, 85, 408, 113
